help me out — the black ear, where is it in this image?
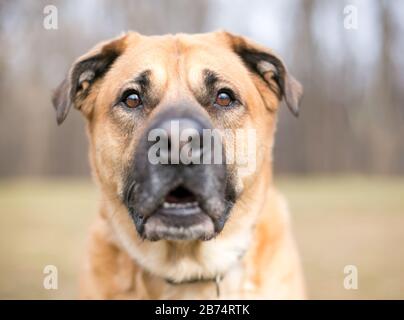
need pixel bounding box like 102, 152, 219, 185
52, 78, 71, 125
52, 34, 128, 125
225, 32, 303, 117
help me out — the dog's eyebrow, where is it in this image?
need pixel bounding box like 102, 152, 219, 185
200, 68, 245, 109
133, 69, 151, 92
114, 70, 153, 106
203, 69, 219, 94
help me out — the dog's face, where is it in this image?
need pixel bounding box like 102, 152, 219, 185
53, 32, 302, 244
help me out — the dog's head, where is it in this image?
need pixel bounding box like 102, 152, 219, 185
53, 31, 302, 244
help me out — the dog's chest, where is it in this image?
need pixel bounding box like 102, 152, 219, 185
151, 264, 252, 299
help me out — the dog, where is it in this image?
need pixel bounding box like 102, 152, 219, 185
52, 31, 305, 299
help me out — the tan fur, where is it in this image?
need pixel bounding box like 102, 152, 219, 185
56, 31, 305, 299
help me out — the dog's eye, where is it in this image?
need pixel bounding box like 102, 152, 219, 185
214, 90, 234, 107
122, 91, 142, 109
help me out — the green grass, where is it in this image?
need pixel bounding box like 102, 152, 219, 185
277, 176, 404, 299
0, 179, 98, 299
0, 176, 403, 299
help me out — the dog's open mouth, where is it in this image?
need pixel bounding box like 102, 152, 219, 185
162, 186, 199, 213
143, 185, 215, 241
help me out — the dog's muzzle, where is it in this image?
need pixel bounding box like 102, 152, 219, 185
123, 106, 236, 241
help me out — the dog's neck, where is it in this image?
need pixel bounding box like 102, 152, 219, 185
164, 274, 224, 297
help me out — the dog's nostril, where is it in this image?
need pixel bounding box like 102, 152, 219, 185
165, 186, 197, 204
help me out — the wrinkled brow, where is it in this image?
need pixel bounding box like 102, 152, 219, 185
202, 68, 242, 103
134, 69, 151, 92
114, 70, 152, 106
203, 69, 220, 95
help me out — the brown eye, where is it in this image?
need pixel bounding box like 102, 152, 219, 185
123, 91, 142, 108
215, 91, 233, 107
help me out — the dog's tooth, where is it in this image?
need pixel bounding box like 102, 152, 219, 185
185, 202, 198, 208
163, 201, 199, 210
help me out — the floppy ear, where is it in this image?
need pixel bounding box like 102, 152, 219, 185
52, 34, 128, 125
224, 32, 303, 117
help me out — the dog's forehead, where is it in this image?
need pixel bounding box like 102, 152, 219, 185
110, 32, 249, 87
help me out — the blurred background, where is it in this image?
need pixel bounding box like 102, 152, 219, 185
0, 0, 403, 299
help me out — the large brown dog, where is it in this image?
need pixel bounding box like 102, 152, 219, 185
53, 31, 305, 299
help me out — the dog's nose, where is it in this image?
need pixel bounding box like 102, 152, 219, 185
154, 118, 204, 164
159, 118, 204, 151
